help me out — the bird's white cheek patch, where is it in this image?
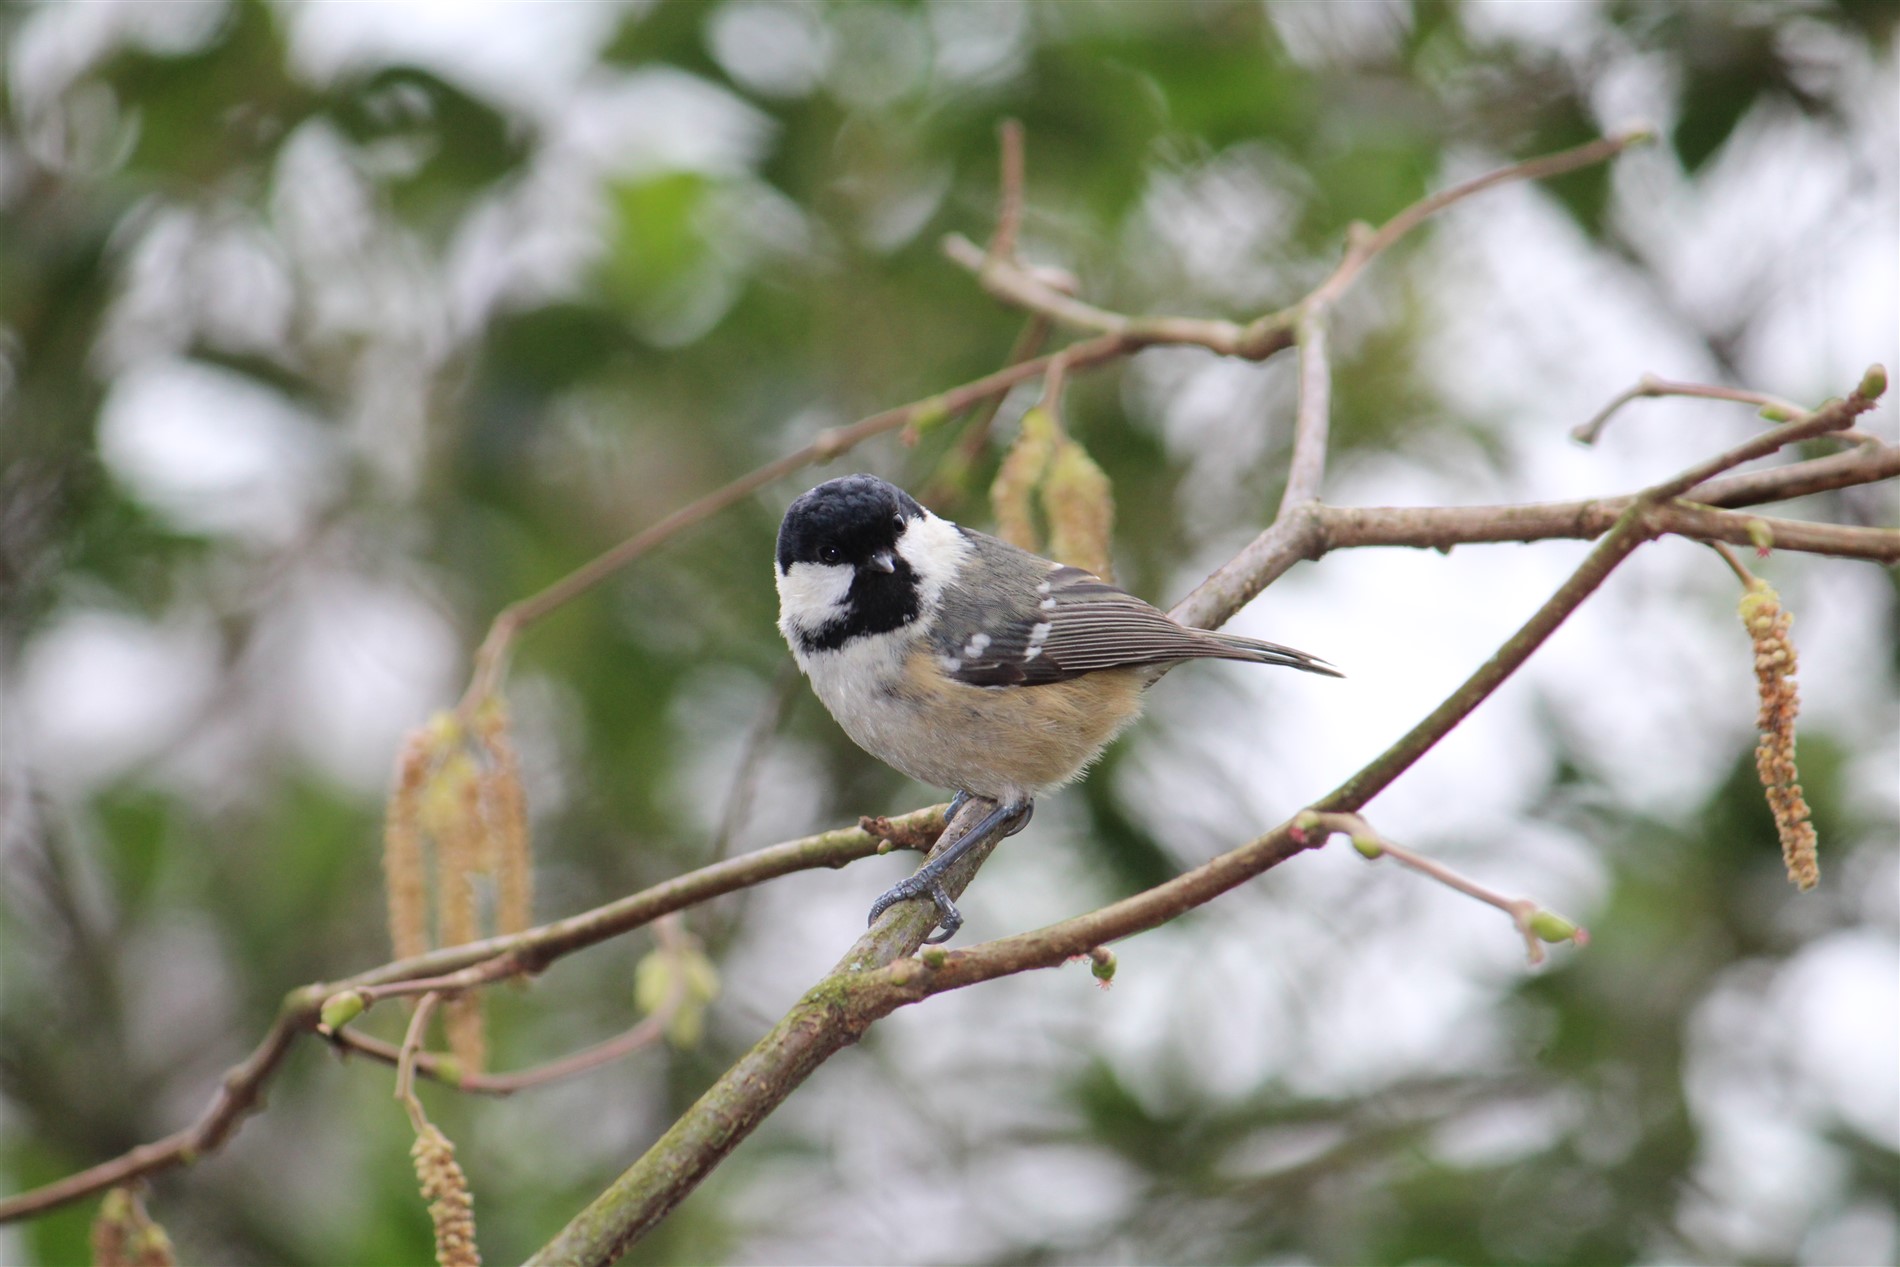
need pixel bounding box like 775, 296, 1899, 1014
895, 513, 972, 607
777, 561, 856, 633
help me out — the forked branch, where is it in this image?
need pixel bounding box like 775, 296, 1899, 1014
3, 128, 1890, 1250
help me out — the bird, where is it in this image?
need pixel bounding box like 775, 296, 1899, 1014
775, 473, 1340, 942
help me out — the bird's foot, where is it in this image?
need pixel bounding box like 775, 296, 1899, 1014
865, 797, 1033, 943
866, 867, 962, 944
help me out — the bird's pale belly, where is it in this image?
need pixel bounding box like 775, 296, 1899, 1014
832, 656, 1148, 803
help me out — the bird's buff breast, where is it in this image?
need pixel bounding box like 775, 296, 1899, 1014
798, 634, 1146, 802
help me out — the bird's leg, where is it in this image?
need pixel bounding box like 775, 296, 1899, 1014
866, 797, 1033, 944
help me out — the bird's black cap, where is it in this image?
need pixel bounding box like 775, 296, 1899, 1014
776, 475, 925, 574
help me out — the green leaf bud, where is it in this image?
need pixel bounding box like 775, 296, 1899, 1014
320, 991, 366, 1031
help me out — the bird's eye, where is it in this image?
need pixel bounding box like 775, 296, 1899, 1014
819, 545, 843, 565
892, 514, 905, 530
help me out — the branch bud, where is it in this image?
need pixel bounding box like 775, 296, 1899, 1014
320, 991, 366, 1032
901, 396, 951, 446
1351, 835, 1384, 860
1859, 364, 1887, 400
1746, 519, 1774, 556
1527, 909, 1588, 946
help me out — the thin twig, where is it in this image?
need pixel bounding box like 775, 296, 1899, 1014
0, 808, 946, 1223
1041, 351, 1071, 424
334, 1013, 672, 1096
10, 383, 1891, 1229
1693, 437, 1900, 506
1648, 384, 1880, 502
942, 232, 1152, 342
918, 314, 1055, 510
1338, 497, 1900, 564
1295, 812, 1584, 966
342, 804, 947, 993
524, 484, 1676, 1265
472, 129, 1653, 717
1279, 307, 1332, 514
396, 993, 443, 1133
338, 922, 696, 1096
1573, 373, 1811, 445
455, 339, 1134, 712
0, 1000, 313, 1222
1708, 539, 1757, 585
358, 956, 528, 1006
1172, 380, 1893, 634
989, 119, 1026, 262
1286, 130, 1652, 324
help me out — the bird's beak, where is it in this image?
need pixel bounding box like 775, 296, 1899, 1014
869, 550, 896, 574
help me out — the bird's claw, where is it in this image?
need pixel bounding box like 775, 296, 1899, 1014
866, 870, 963, 942
865, 795, 1029, 943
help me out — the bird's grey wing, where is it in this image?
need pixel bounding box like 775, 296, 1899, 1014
940, 564, 1228, 687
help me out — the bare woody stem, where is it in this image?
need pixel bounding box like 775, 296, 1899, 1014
988, 118, 1026, 262
1293, 131, 1651, 320
468, 130, 1652, 713
1280, 307, 1332, 513
0, 808, 946, 1223
526, 502, 1667, 1267
396, 993, 443, 1134
332, 1010, 672, 1097
944, 129, 1653, 358
1296, 811, 1583, 966
1173, 387, 1894, 632
525, 372, 1885, 1263
3, 385, 1889, 1239
2, 122, 1884, 1234
1573, 373, 1811, 445
3, 379, 1888, 1228
333, 918, 698, 1096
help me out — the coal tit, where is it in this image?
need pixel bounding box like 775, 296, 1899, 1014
776, 473, 1339, 941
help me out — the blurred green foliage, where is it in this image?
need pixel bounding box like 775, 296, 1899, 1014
1, 2, 1894, 1264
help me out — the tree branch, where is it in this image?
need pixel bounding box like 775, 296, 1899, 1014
524, 795, 1013, 1265
0, 808, 947, 1223
1288, 130, 1652, 322
5, 115, 1884, 1242
1173, 385, 1895, 632
8, 356, 1889, 1231
0, 996, 316, 1222
943, 130, 1653, 361
988, 118, 1026, 263
1279, 307, 1332, 514
1572, 372, 1810, 445
526, 362, 1889, 1260
468, 130, 1652, 716
525, 499, 1673, 1266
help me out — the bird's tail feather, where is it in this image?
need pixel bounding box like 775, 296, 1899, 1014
1205, 630, 1343, 678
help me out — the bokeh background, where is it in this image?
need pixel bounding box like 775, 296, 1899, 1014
2, 2, 1896, 1263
